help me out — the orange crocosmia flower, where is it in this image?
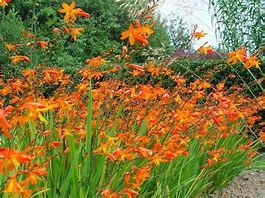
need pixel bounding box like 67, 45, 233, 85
134, 147, 153, 158
70, 27, 84, 41
144, 15, 153, 19
0, 148, 32, 173
22, 69, 36, 81
197, 44, 214, 54
216, 82, 225, 91
75, 8, 91, 18
101, 189, 118, 198
134, 166, 150, 186
37, 41, 48, 49
191, 31, 207, 39
124, 172, 131, 187
227, 48, 247, 64
121, 24, 137, 45
49, 141, 62, 148
86, 56, 106, 67
135, 19, 154, 37
20, 102, 57, 124
58, 2, 78, 22
126, 63, 145, 74
3, 175, 24, 193
0, 0, 11, 7
243, 55, 260, 69
228, 111, 242, 121
139, 24, 154, 37
22, 167, 48, 186
120, 24, 149, 46
5, 43, 16, 51
58, 2, 90, 23
149, 154, 168, 166
10, 55, 31, 64
129, 70, 144, 76
0, 109, 12, 139
122, 188, 139, 198
113, 148, 135, 161
20, 102, 55, 112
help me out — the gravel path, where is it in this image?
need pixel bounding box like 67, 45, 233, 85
209, 169, 265, 198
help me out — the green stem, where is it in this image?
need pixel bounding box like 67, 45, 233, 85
247, 69, 264, 92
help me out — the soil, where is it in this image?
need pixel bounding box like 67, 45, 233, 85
208, 169, 265, 198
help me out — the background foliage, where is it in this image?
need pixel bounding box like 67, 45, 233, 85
209, 0, 264, 53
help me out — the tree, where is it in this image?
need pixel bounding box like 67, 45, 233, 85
209, 0, 263, 53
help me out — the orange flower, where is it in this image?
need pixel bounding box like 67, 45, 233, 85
121, 188, 139, 198
121, 24, 148, 46
3, 175, 24, 193
149, 154, 168, 166
227, 48, 247, 64
37, 41, 48, 49
22, 167, 48, 186
134, 147, 153, 158
0, 109, 12, 139
5, 43, 16, 51
0, 0, 11, 7
126, 63, 145, 74
135, 19, 154, 37
22, 69, 36, 81
121, 24, 137, 46
58, 2, 78, 22
86, 56, 106, 67
197, 43, 214, 54
144, 15, 153, 19
20, 102, 57, 124
0, 148, 32, 173
134, 166, 150, 187
49, 141, 62, 148
101, 189, 118, 198
58, 2, 90, 23
243, 55, 260, 69
70, 27, 84, 41
10, 55, 31, 64
76, 8, 90, 18
191, 31, 207, 39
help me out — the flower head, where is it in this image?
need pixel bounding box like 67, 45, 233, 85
58, 2, 90, 23
70, 27, 84, 41
243, 55, 260, 69
0, 0, 11, 7
227, 48, 247, 64
10, 55, 31, 64
191, 31, 207, 39
121, 23, 150, 46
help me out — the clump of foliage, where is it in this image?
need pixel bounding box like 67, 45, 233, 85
164, 14, 192, 49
